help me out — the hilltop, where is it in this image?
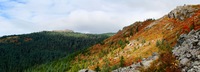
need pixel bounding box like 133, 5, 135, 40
0, 31, 112, 72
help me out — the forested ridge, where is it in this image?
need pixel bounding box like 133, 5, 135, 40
0, 31, 113, 72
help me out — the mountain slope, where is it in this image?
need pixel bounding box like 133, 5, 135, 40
0, 31, 112, 72
27, 4, 200, 72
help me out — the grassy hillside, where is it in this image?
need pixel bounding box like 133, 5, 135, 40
26, 5, 200, 72
0, 31, 111, 72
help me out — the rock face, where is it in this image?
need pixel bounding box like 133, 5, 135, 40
168, 5, 200, 21
173, 30, 200, 72
112, 52, 158, 72
79, 69, 95, 72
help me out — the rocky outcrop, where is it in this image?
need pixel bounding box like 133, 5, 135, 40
79, 69, 95, 72
173, 30, 200, 72
112, 52, 158, 72
145, 20, 158, 30
168, 5, 200, 21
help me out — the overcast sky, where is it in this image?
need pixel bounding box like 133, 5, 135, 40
0, 0, 199, 36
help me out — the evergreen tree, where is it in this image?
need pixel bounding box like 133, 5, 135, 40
120, 56, 125, 67
95, 65, 101, 72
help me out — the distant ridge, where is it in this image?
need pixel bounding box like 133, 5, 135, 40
52, 29, 74, 32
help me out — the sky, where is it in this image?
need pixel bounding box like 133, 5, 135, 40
0, 0, 200, 36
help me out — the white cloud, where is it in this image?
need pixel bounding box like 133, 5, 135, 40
0, 0, 200, 36
0, 17, 26, 35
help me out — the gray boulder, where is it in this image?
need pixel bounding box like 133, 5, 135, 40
173, 29, 200, 72
168, 5, 200, 21
79, 69, 95, 72
112, 52, 158, 72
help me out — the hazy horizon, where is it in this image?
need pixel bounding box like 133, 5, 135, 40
0, 0, 200, 36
